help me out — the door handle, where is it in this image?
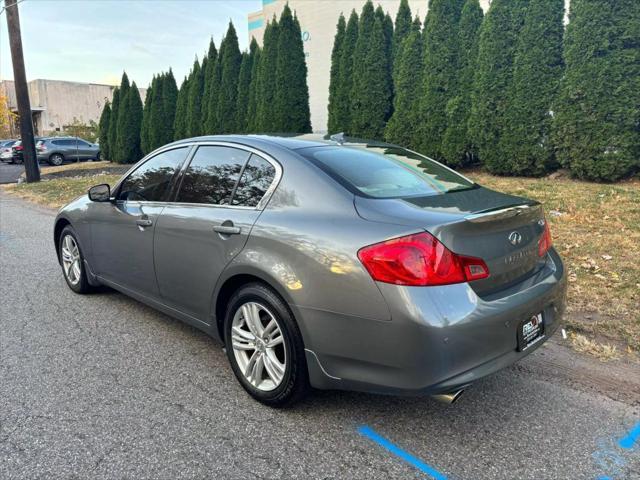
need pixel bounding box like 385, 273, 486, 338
136, 218, 153, 228
213, 225, 241, 235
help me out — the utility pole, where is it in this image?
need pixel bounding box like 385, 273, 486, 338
5, 0, 39, 182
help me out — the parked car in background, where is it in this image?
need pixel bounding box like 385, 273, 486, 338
0, 139, 18, 162
36, 137, 101, 165
53, 134, 566, 407
10, 138, 46, 164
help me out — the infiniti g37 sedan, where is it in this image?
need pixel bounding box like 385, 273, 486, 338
54, 135, 567, 407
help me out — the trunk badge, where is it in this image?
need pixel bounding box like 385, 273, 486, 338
508, 231, 523, 245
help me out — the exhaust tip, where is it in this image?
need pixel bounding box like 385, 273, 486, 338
431, 389, 464, 404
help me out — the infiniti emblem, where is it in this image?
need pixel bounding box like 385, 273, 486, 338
508, 231, 523, 246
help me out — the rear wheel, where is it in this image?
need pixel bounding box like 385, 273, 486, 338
224, 283, 309, 407
58, 226, 91, 294
49, 153, 64, 166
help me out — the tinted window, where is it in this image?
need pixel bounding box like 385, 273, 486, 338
77, 139, 91, 147
176, 146, 250, 205
117, 147, 187, 202
231, 155, 276, 207
53, 139, 75, 146
298, 145, 475, 199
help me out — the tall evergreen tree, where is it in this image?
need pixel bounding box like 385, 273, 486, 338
275, 6, 312, 132
118, 83, 143, 163
161, 69, 178, 144
500, 0, 564, 176
333, 10, 358, 133
114, 72, 131, 162
246, 43, 262, 133
205, 37, 226, 133
173, 77, 188, 140
350, 1, 391, 139
200, 39, 218, 133
140, 75, 155, 155
98, 100, 111, 161
469, 0, 529, 173
149, 73, 166, 151
185, 58, 203, 137
553, 0, 640, 181
392, 0, 412, 67
255, 17, 280, 131
216, 22, 242, 134
236, 39, 257, 133
385, 19, 423, 148
107, 86, 119, 160
327, 14, 346, 134
417, 0, 465, 161
441, 0, 483, 167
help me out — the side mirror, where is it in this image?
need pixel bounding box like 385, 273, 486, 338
88, 183, 111, 202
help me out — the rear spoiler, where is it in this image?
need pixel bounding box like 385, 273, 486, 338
464, 204, 542, 223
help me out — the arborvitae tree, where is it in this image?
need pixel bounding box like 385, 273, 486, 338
236, 39, 257, 133
149, 73, 166, 151
173, 77, 188, 140
333, 10, 358, 133
246, 43, 262, 133
255, 17, 280, 131
554, 0, 640, 181
385, 20, 423, 148
417, 0, 465, 161
441, 0, 483, 167
161, 69, 178, 144
118, 83, 143, 163
185, 58, 203, 137
98, 100, 111, 160
107, 87, 119, 160
216, 22, 242, 134
350, 1, 391, 139
140, 75, 155, 155
469, 0, 529, 173
499, 0, 564, 176
392, 0, 412, 79
114, 72, 131, 162
205, 38, 226, 133
200, 39, 218, 133
275, 6, 312, 132
327, 14, 346, 134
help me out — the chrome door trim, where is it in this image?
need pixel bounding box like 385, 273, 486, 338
465, 204, 542, 223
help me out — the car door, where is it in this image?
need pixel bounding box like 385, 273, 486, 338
75, 139, 93, 160
89, 146, 191, 299
153, 145, 279, 322
61, 139, 79, 161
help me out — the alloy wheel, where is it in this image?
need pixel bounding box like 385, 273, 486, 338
231, 301, 287, 392
61, 234, 82, 285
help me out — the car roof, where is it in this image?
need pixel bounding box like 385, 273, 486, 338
168, 134, 397, 153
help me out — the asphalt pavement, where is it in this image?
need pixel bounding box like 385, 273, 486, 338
0, 163, 24, 184
1, 193, 638, 480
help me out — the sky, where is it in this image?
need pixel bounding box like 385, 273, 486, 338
0, 0, 259, 88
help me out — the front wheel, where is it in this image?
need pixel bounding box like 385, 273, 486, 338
48, 153, 64, 166
224, 283, 309, 407
58, 226, 92, 294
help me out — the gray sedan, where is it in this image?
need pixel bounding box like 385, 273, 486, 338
53, 135, 566, 407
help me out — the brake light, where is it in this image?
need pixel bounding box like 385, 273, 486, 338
357, 232, 490, 286
538, 220, 552, 257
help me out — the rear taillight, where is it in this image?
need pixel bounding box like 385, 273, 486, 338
357, 232, 490, 286
538, 220, 552, 257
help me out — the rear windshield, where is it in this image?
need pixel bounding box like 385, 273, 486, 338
298, 145, 475, 198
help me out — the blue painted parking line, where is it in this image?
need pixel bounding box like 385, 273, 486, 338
357, 425, 448, 480
618, 421, 640, 450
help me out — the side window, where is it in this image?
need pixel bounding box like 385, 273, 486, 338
231, 155, 277, 207
117, 147, 188, 202
176, 146, 250, 205
77, 139, 91, 147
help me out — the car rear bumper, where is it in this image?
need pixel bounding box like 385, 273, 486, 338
302, 248, 567, 395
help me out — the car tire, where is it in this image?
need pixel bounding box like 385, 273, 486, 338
58, 225, 92, 294
224, 283, 309, 407
49, 153, 64, 166
96, 152, 101, 161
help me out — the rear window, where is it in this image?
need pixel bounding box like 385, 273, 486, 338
298, 145, 475, 199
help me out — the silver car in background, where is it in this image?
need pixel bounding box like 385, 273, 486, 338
54, 135, 566, 407
37, 136, 100, 165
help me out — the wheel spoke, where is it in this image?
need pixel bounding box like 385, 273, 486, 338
266, 331, 283, 348
244, 350, 259, 379
72, 261, 81, 280
232, 327, 255, 351
263, 351, 284, 384
250, 354, 265, 387
243, 303, 264, 337
61, 247, 73, 263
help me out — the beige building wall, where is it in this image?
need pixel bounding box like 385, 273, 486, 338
248, 0, 492, 133
0, 79, 145, 137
